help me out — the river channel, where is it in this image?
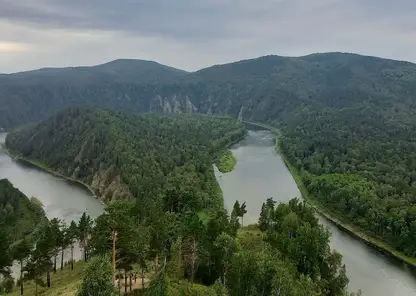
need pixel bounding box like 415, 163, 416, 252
2, 129, 416, 295
0, 133, 104, 269
214, 129, 416, 296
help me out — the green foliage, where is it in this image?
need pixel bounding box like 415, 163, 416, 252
6, 107, 244, 213
215, 151, 237, 173
145, 272, 168, 296
259, 198, 349, 296
0, 229, 11, 276
0, 276, 14, 294
77, 255, 117, 296
0, 179, 46, 242
3, 52, 414, 261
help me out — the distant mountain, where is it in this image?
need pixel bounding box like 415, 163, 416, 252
2, 52, 416, 259
0, 59, 188, 86
1, 52, 415, 129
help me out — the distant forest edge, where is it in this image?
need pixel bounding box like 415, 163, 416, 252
2, 52, 416, 261
5, 107, 245, 213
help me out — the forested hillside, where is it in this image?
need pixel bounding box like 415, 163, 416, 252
0, 178, 45, 241
1, 107, 355, 295
2, 52, 416, 260
5, 107, 244, 208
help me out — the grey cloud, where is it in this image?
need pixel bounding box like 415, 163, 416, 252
0, 0, 416, 72
2, 0, 413, 41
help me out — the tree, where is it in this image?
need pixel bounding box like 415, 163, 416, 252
76, 255, 117, 296
182, 212, 206, 283
67, 220, 78, 270
0, 229, 11, 276
240, 202, 247, 227
232, 201, 241, 219
259, 198, 275, 232
89, 200, 137, 285
25, 223, 53, 295
59, 222, 69, 270
78, 213, 92, 263
12, 238, 32, 295
228, 212, 240, 237
167, 237, 184, 280
49, 218, 63, 273
145, 271, 167, 296
214, 233, 237, 286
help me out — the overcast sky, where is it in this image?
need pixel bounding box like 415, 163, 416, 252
0, 0, 415, 73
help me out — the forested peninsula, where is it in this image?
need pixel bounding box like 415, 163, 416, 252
1, 52, 416, 293
5, 107, 244, 208
1, 107, 356, 295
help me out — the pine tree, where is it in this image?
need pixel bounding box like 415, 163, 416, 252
67, 221, 78, 270
240, 202, 247, 227
12, 238, 32, 295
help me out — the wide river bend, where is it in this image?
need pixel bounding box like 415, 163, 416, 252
214, 129, 416, 296
1, 131, 416, 295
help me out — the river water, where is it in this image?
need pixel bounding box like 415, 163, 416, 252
214, 129, 416, 296
0, 133, 104, 269
2, 130, 416, 295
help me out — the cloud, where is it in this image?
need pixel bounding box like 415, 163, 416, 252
0, 42, 27, 53
0, 0, 415, 72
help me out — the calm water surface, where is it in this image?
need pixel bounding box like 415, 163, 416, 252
215, 130, 416, 296
0, 133, 104, 270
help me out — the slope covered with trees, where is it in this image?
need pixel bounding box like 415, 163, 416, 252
2, 52, 416, 261
0, 179, 45, 242
5, 107, 244, 209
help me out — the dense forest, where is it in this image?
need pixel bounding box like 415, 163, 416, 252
1, 196, 356, 295
0, 106, 356, 295
6, 107, 245, 210
1, 52, 416, 277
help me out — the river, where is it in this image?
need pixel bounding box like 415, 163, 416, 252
2, 129, 416, 295
0, 133, 104, 269
214, 129, 416, 296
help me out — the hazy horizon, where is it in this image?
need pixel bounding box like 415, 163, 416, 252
2, 51, 416, 75
1, 0, 415, 73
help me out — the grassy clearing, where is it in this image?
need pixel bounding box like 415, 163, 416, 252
237, 225, 265, 253
9, 262, 84, 296
215, 151, 237, 173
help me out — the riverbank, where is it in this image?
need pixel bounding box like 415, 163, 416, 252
1, 144, 99, 199
243, 121, 416, 268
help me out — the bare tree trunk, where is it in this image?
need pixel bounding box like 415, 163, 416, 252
54, 255, 57, 273
47, 269, 51, 288
112, 230, 116, 285
141, 267, 145, 289
155, 254, 159, 272
71, 245, 74, 270
190, 237, 197, 284
35, 273, 38, 296
61, 247, 64, 270
124, 270, 127, 294
129, 272, 132, 292
20, 260, 24, 295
